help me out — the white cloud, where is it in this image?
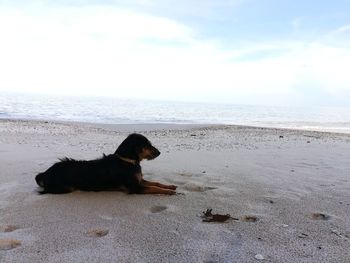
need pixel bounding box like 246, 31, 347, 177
0, 6, 349, 106
335, 24, 350, 33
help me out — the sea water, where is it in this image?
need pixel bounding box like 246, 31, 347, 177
1, 92, 350, 133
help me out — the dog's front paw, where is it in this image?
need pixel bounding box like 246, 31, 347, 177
167, 185, 177, 190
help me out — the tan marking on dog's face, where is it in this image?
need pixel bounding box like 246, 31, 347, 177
139, 148, 153, 160
138, 146, 160, 160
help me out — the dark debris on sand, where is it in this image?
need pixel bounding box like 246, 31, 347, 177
201, 208, 239, 223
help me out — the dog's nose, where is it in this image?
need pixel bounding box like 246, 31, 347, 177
154, 148, 161, 157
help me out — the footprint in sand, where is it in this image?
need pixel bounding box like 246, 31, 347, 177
150, 205, 167, 213
241, 215, 259, 222
85, 228, 109, 238
0, 225, 19, 233
310, 213, 331, 220
0, 239, 21, 250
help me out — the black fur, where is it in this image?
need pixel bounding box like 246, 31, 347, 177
35, 133, 160, 194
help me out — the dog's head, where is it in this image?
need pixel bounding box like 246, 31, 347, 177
115, 133, 160, 162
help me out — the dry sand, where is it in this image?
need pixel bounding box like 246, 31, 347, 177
0, 119, 349, 263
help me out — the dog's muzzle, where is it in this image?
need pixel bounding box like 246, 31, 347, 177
153, 148, 161, 157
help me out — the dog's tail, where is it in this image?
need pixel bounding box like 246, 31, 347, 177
35, 172, 51, 194
35, 172, 46, 187
35, 169, 74, 195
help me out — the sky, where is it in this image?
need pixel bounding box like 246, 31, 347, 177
0, 0, 349, 106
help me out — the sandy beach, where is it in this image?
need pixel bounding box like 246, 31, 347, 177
0, 119, 349, 263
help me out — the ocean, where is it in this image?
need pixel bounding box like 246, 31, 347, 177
1, 92, 350, 133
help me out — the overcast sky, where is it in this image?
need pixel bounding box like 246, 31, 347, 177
0, 0, 349, 106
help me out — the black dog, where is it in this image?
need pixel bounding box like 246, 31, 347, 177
35, 133, 177, 194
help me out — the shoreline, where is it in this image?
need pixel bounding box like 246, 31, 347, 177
1, 118, 349, 262
2, 117, 350, 136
